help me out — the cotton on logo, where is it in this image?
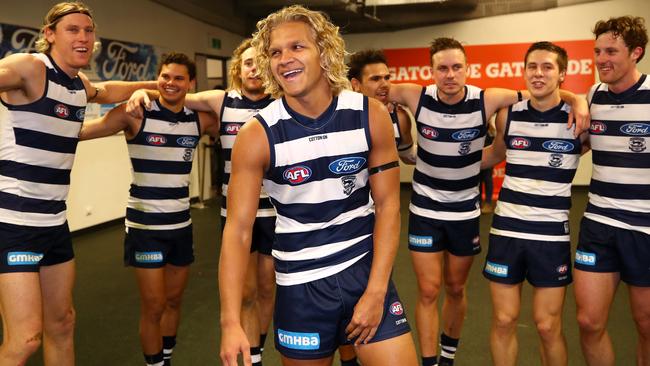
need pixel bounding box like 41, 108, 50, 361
510, 137, 530, 149
225, 124, 240, 134
54, 104, 69, 118
283, 166, 312, 185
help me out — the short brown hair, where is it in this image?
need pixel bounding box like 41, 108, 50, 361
35, 2, 95, 54
525, 41, 568, 74
429, 37, 466, 64
593, 16, 648, 63
157, 52, 196, 81
347, 49, 388, 81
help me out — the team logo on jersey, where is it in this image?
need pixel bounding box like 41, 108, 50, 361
76, 108, 86, 121
183, 148, 194, 161
54, 103, 69, 118
177, 136, 198, 148
420, 126, 439, 140
510, 137, 531, 149
147, 134, 167, 145
7, 251, 44, 266
389, 301, 404, 316
590, 121, 607, 134
328, 157, 366, 175
224, 123, 240, 134
458, 142, 471, 155
452, 128, 480, 141
548, 153, 563, 167
277, 329, 320, 350
543, 140, 574, 153
557, 264, 569, 274
283, 166, 312, 185
629, 137, 646, 152
341, 175, 357, 196
620, 123, 650, 136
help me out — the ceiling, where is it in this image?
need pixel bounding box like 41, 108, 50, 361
151, 0, 604, 36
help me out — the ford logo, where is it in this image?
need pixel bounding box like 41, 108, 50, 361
176, 136, 197, 147
146, 134, 167, 145
542, 140, 574, 153
328, 157, 366, 175
283, 166, 312, 185
420, 126, 439, 140
620, 123, 650, 136
452, 128, 480, 141
510, 137, 531, 149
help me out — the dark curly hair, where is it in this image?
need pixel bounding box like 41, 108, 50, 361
157, 52, 196, 80
593, 16, 648, 63
347, 49, 388, 81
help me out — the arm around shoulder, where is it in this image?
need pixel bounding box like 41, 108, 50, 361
481, 107, 508, 169
79, 72, 157, 104
79, 103, 136, 140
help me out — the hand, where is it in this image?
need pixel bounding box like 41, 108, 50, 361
345, 290, 385, 345
125, 89, 151, 119
567, 97, 590, 137
220, 324, 251, 366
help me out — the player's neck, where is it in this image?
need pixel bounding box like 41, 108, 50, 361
241, 88, 267, 102
529, 90, 561, 112
159, 97, 185, 113
608, 69, 642, 94
438, 87, 465, 105
49, 50, 80, 79
284, 83, 333, 119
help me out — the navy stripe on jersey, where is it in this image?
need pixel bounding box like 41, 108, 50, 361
14, 128, 78, 154
272, 187, 371, 224
0, 191, 65, 214
492, 215, 569, 237
6, 95, 86, 123
130, 158, 193, 175
0, 160, 70, 185
412, 168, 479, 191
130, 185, 189, 200
586, 202, 650, 228
390, 105, 401, 147
126, 208, 191, 226
498, 188, 571, 210
411, 191, 478, 212
417, 149, 481, 169
275, 235, 372, 274
589, 180, 650, 200
591, 151, 650, 169
505, 163, 577, 183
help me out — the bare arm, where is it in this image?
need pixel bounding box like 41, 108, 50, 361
198, 111, 220, 138
345, 98, 401, 345
0, 54, 31, 93
558, 90, 590, 137
388, 82, 423, 116
218, 119, 268, 366
78, 103, 137, 140
396, 106, 416, 165
79, 72, 157, 104
481, 107, 508, 169
184, 89, 226, 114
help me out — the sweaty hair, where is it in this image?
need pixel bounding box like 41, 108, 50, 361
251, 5, 350, 99
524, 41, 568, 73
227, 38, 253, 92
35, 1, 95, 54
347, 49, 388, 81
593, 16, 648, 63
157, 52, 196, 81
429, 37, 466, 64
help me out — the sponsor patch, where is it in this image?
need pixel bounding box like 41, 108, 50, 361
54, 103, 69, 118
134, 251, 163, 263
557, 264, 569, 274
575, 250, 596, 266
147, 134, 167, 145
485, 261, 508, 277
389, 301, 404, 316
224, 123, 240, 135
283, 166, 312, 185
620, 123, 650, 136
452, 128, 480, 141
277, 329, 320, 350
542, 140, 575, 153
177, 136, 197, 147
7, 251, 44, 266
409, 234, 433, 248
510, 137, 530, 149
420, 126, 439, 140
328, 157, 366, 175
590, 121, 606, 134
76, 108, 86, 121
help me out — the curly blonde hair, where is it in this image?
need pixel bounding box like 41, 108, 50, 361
227, 38, 253, 92
35, 2, 96, 54
251, 5, 350, 99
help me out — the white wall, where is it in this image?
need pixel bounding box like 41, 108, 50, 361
343, 0, 650, 184
1, 0, 243, 231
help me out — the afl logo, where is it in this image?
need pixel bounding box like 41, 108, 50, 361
542, 140, 574, 153
328, 157, 366, 175
510, 137, 530, 149
389, 301, 404, 316
452, 128, 480, 141
146, 134, 167, 145
225, 123, 240, 135
54, 104, 69, 118
620, 123, 650, 136
283, 166, 312, 185
590, 121, 606, 134
176, 136, 197, 147
557, 264, 568, 274
420, 126, 439, 140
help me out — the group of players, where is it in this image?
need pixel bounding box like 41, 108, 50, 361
0, 2, 648, 366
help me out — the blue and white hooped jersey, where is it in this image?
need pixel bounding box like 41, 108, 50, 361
585, 75, 650, 235
0, 53, 86, 227
257, 90, 374, 286
125, 100, 200, 231
219, 90, 275, 218
410, 84, 486, 221
389, 103, 402, 147
491, 101, 580, 242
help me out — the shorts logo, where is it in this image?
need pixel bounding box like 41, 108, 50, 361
458, 142, 471, 155
557, 264, 568, 274
7, 251, 44, 266
409, 235, 433, 248
283, 166, 312, 185
452, 128, 480, 141
389, 301, 404, 316
176, 136, 197, 147
485, 261, 508, 277
328, 157, 366, 175
563, 221, 570, 234
76, 108, 86, 121
54, 103, 69, 118
629, 137, 646, 152
134, 251, 163, 263
620, 123, 650, 136
542, 140, 574, 153
277, 329, 320, 350
548, 153, 563, 168
224, 123, 240, 134
590, 121, 606, 134
341, 175, 356, 196
510, 137, 531, 149
147, 134, 167, 145
575, 250, 596, 266
182, 148, 194, 161
420, 126, 439, 140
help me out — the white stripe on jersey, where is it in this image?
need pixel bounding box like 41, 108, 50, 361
592, 164, 650, 184
132, 172, 189, 188
275, 252, 368, 286
414, 159, 481, 180
263, 173, 369, 205
142, 118, 198, 135
128, 145, 191, 161
505, 150, 580, 169
222, 107, 258, 123
273, 234, 372, 261
417, 108, 483, 129
124, 219, 192, 231
126, 197, 190, 213
47, 80, 87, 107
583, 213, 650, 235
9, 145, 75, 170
502, 176, 571, 197
413, 180, 478, 203
409, 202, 479, 221
273, 129, 369, 167
274, 202, 374, 234
221, 206, 276, 217
417, 137, 484, 157
220, 135, 236, 150
490, 228, 570, 242
590, 103, 650, 121
590, 135, 650, 153
495, 201, 569, 223
0, 176, 69, 201
0, 207, 65, 227
11, 111, 82, 138
509, 120, 575, 137
588, 192, 650, 213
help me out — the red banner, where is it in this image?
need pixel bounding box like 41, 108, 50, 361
384, 40, 595, 94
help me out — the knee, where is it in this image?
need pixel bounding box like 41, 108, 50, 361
141, 296, 166, 322
633, 312, 650, 338
46, 306, 76, 338
418, 281, 441, 305
493, 312, 518, 333
535, 317, 561, 342
444, 282, 466, 302
241, 286, 258, 311
165, 293, 184, 312
576, 309, 606, 335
